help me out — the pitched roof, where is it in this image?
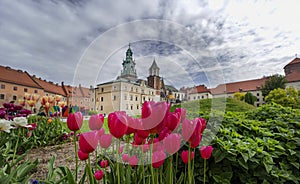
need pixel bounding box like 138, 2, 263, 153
31, 76, 66, 96
0, 66, 42, 88
210, 77, 268, 95
284, 57, 300, 68
80, 86, 91, 98
150, 59, 159, 69
189, 85, 210, 94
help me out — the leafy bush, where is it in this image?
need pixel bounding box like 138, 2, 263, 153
187, 103, 300, 183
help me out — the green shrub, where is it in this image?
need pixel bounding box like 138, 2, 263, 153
183, 103, 300, 183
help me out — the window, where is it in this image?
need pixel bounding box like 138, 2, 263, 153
0, 94, 4, 99
137, 105, 139, 109
197, 96, 200, 99
34, 90, 38, 93
130, 95, 133, 101
257, 98, 259, 102
194, 96, 196, 100
113, 86, 117, 91
101, 88, 104, 92
124, 95, 127, 100
136, 88, 138, 92
257, 93, 260, 96
101, 97, 103, 102
24, 88, 28, 92
13, 95, 17, 101
143, 97, 145, 101
113, 95, 116, 101
1, 84, 5, 89
135, 96, 138, 101
100, 106, 103, 111
46, 93, 48, 96
131, 105, 133, 110
126, 104, 128, 110
202, 96, 204, 99
13, 86, 17, 91
131, 87, 133, 91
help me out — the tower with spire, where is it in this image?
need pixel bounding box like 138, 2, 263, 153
147, 58, 162, 95
119, 44, 137, 80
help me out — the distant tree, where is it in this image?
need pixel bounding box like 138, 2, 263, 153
233, 92, 245, 101
261, 74, 287, 97
244, 92, 257, 105
265, 87, 300, 109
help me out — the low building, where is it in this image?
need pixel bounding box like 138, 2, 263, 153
0, 66, 44, 108
186, 85, 212, 101
210, 77, 268, 107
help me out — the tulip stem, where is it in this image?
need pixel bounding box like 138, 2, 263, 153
169, 156, 173, 184
203, 159, 206, 184
150, 138, 155, 184
12, 128, 20, 164
188, 146, 192, 184
88, 156, 94, 184
175, 152, 178, 183
74, 132, 78, 182
116, 140, 120, 184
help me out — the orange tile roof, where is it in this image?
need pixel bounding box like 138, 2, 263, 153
284, 57, 300, 68
64, 85, 86, 98
0, 66, 42, 88
80, 87, 91, 98
210, 77, 268, 95
31, 76, 66, 96
189, 85, 210, 94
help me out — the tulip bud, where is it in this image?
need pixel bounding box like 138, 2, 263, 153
200, 146, 213, 160
94, 170, 104, 180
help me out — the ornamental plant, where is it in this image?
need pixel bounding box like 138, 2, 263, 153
60, 101, 212, 184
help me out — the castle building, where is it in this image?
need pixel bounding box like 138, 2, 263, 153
95, 46, 159, 116
284, 57, 300, 90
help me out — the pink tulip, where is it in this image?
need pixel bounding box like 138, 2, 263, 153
152, 151, 166, 168
181, 150, 195, 164
166, 112, 180, 131
122, 154, 130, 162
175, 108, 186, 122
94, 170, 104, 180
99, 134, 113, 149
108, 112, 128, 138
67, 112, 83, 131
163, 133, 181, 155
182, 118, 202, 148
200, 146, 213, 159
88, 114, 104, 130
100, 160, 109, 168
129, 155, 138, 167
79, 131, 98, 153
140, 144, 150, 153
97, 128, 105, 137
158, 127, 170, 141
78, 149, 89, 160
126, 116, 137, 135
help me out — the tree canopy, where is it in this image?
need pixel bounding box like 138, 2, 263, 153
261, 74, 287, 97
265, 86, 300, 109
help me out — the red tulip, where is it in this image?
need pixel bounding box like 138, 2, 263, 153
181, 150, 195, 164
126, 116, 137, 135
94, 170, 104, 180
100, 160, 109, 168
163, 133, 181, 155
99, 134, 112, 148
152, 151, 166, 168
78, 149, 89, 160
166, 112, 180, 131
141, 101, 170, 133
67, 112, 83, 131
129, 155, 138, 167
79, 131, 98, 153
133, 133, 145, 145
122, 154, 129, 162
200, 146, 213, 159
158, 127, 170, 141
196, 118, 206, 133
108, 112, 128, 138
175, 108, 186, 122
88, 114, 104, 130
182, 118, 202, 147
97, 128, 105, 137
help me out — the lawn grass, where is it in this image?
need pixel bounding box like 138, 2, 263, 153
62, 117, 109, 133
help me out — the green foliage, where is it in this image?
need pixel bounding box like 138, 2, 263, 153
88, 110, 98, 115
261, 74, 287, 97
244, 92, 257, 105
171, 98, 255, 118
233, 92, 245, 101
190, 103, 300, 183
265, 86, 300, 109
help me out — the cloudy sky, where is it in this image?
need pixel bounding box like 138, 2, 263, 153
1, 0, 300, 89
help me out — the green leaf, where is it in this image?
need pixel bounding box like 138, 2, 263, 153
213, 149, 227, 163
237, 157, 248, 170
